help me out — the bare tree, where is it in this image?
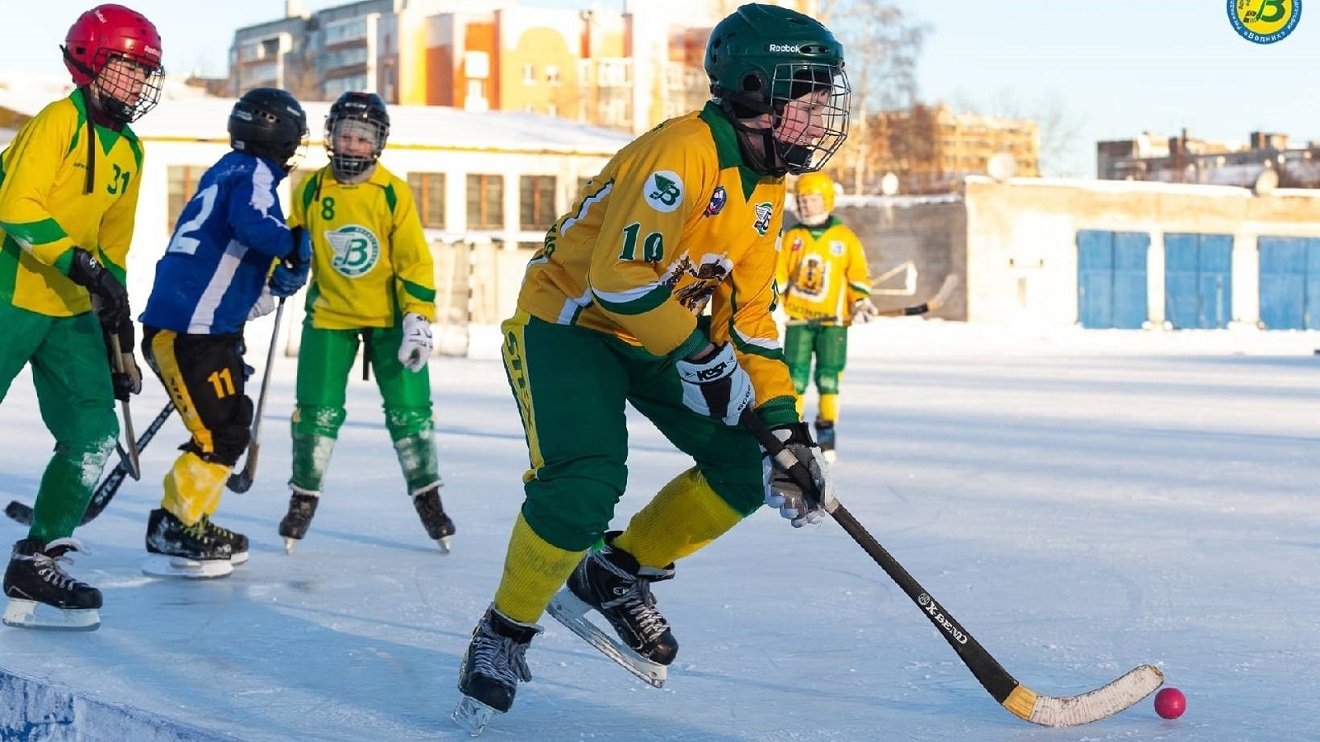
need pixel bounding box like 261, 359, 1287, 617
949, 89, 1086, 177
818, 0, 929, 193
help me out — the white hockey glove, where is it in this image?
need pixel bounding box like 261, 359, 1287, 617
762, 422, 833, 527
247, 287, 276, 321
397, 312, 434, 372
851, 297, 879, 324
675, 342, 754, 427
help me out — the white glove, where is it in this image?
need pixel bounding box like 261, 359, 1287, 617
397, 312, 433, 372
247, 287, 276, 321
851, 297, 879, 324
762, 423, 833, 527
675, 342, 754, 427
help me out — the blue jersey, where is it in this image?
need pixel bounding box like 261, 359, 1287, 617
141, 151, 295, 334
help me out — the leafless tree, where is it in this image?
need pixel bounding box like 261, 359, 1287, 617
949, 89, 1086, 177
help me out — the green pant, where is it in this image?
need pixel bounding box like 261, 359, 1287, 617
784, 323, 849, 395
291, 322, 438, 494
503, 314, 764, 552
0, 303, 116, 543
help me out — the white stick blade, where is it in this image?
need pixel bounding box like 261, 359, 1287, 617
1006, 664, 1164, 727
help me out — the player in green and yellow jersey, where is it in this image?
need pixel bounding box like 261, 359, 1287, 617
277, 92, 454, 554
453, 4, 852, 732
0, 4, 163, 630
777, 172, 876, 462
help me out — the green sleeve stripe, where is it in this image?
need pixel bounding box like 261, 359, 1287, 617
384, 182, 397, 213
0, 236, 19, 300
592, 283, 671, 315
300, 174, 320, 212
730, 326, 784, 361
0, 217, 68, 247
401, 278, 435, 302
52, 248, 74, 275
127, 135, 144, 169
849, 281, 871, 296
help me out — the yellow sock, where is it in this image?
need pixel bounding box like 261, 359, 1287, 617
614, 468, 743, 568
161, 452, 232, 525
819, 393, 840, 423
493, 513, 586, 624
794, 394, 805, 417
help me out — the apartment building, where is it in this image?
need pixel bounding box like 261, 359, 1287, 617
868, 104, 1039, 194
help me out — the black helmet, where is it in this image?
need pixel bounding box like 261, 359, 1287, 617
229, 87, 308, 172
704, 4, 850, 175
325, 91, 390, 181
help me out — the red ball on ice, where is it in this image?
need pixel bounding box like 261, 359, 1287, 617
1154, 687, 1186, 719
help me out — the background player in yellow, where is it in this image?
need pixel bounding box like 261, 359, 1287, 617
776, 172, 876, 462
453, 4, 851, 734
278, 92, 454, 554
0, 4, 162, 630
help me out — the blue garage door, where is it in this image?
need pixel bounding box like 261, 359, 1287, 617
1258, 236, 1320, 330
1164, 233, 1233, 329
1077, 230, 1149, 329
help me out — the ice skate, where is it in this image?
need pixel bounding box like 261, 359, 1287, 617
546, 534, 675, 688
815, 420, 836, 464
200, 514, 249, 565
452, 605, 541, 736
412, 485, 454, 553
278, 491, 319, 553
2, 538, 101, 631
143, 508, 234, 578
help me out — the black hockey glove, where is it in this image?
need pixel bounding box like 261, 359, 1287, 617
67, 248, 130, 332
762, 422, 833, 527
104, 323, 142, 402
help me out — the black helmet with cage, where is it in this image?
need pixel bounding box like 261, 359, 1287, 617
704, 3, 850, 175
325, 91, 390, 182
228, 87, 308, 172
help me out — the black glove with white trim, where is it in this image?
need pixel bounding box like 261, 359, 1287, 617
762, 422, 832, 527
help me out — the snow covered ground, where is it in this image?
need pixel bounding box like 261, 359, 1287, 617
1, 320, 1318, 741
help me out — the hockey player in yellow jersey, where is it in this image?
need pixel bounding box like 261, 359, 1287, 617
0, 4, 163, 630
453, 4, 851, 733
278, 92, 454, 554
776, 172, 876, 462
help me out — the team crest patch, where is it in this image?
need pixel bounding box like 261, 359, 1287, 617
704, 185, 727, 216
644, 170, 684, 213
791, 237, 803, 252
325, 225, 381, 278
830, 240, 845, 256
753, 202, 773, 236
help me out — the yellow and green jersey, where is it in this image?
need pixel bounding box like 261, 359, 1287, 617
776, 217, 871, 325
0, 89, 143, 317
518, 101, 798, 426
291, 164, 435, 330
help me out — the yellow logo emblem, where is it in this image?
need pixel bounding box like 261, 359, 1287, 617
1229, 0, 1301, 43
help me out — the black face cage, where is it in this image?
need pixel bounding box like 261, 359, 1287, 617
326, 117, 388, 181
769, 62, 850, 174
93, 51, 164, 124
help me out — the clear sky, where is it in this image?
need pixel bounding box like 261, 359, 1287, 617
5, 1, 1316, 176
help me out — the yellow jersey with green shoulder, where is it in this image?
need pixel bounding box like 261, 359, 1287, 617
291, 163, 436, 330
518, 101, 798, 426
776, 217, 871, 325
0, 89, 143, 317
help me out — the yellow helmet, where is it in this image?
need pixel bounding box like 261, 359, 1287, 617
794, 172, 835, 225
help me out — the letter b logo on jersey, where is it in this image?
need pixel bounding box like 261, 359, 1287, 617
325, 225, 382, 278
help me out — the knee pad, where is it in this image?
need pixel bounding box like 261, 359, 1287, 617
385, 406, 434, 440
292, 405, 347, 439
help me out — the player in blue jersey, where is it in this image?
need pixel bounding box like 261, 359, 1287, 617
138, 87, 311, 579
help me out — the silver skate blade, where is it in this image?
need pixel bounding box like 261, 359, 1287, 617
436, 535, 452, 554
2, 598, 100, 631
230, 550, 250, 566
823, 449, 837, 464
141, 555, 234, 579
283, 538, 298, 554
546, 589, 668, 688
452, 695, 497, 737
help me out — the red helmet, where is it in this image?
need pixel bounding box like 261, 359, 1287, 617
62, 4, 163, 86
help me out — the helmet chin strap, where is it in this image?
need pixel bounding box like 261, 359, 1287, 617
722, 102, 787, 177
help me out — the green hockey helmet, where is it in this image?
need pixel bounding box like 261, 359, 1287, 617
704, 3, 850, 174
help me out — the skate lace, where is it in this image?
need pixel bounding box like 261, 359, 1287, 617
471, 622, 533, 685
597, 566, 670, 642
201, 516, 238, 541
21, 538, 89, 591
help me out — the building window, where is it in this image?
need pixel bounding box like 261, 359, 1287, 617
407, 172, 446, 229
520, 175, 557, 231
522, 64, 535, 85
466, 174, 504, 230
546, 65, 560, 85
166, 165, 207, 233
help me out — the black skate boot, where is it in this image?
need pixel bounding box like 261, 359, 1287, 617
815, 419, 836, 464
143, 508, 234, 578
412, 485, 455, 553
546, 533, 676, 687
452, 605, 541, 735
201, 515, 249, 565
2, 538, 102, 630
278, 492, 319, 553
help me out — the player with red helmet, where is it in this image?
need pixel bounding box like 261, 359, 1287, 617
0, 5, 164, 630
